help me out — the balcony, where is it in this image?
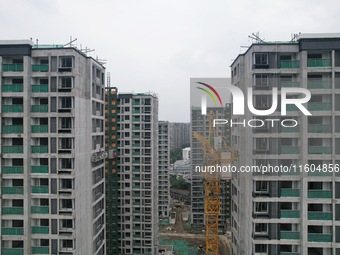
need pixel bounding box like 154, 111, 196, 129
31, 165, 49, 174
281, 146, 299, 154
308, 146, 331, 154
2, 166, 24, 174
308, 233, 332, 242
32, 185, 49, 194
31, 105, 48, 113
308, 211, 332, 220
308, 171, 332, 177
2, 63, 23, 72
2, 207, 23, 215
32, 64, 49, 72
31, 206, 49, 214
132, 118, 140, 122
308, 190, 332, 198
308, 102, 332, 111
2, 125, 23, 134
307, 80, 332, 89
280, 60, 300, 68
2, 84, 23, 92
308, 124, 331, 133
280, 81, 300, 88
307, 58, 332, 67
31, 146, 48, 153
32, 247, 49, 254
2, 227, 23, 235
281, 126, 299, 133
2, 146, 23, 153
1, 248, 24, 255
280, 253, 300, 255
132, 126, 140, 131
32, 84, 49, 92
32, 226, 49, 234
2, 186, 24, 195
280, 231, 300, 239
281, 188, 300, 197
31, 125, 48, 133
281, 210, 300, 218
2, 105, 23, 112
132, 110, 141, 114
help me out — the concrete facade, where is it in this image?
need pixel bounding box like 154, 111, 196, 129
0, 41, 106, 254
231, 34, 340, 255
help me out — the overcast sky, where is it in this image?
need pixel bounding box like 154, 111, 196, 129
1, 0, 339, 122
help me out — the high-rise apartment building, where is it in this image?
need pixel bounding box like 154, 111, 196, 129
105, 86, 119, 255
231, 34, 340, 255
158, 121, 170, 219
117, 93, 159, 255
169, 122, 190, 149
190, 100, 232, 228
0, 40, 106, 254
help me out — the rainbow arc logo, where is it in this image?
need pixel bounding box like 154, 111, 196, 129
196, 82, 223, 115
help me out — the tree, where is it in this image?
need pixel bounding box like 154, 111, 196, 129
170, 175, 190, 190
170, 148, 182, 164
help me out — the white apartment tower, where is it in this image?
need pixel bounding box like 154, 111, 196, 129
231, 34, 340, 255
158, 121, 170, 219
0, 40, 106, 254
117, 93, 158, 255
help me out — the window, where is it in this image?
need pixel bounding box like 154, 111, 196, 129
254, 223, 268, 234
255, 181, 269, 193
255, 244, 267, 255
254, 202, 268, 213
59, 77, 73, 89
254, 53, 269, 68
254, 74, 268, 87
61, 219, 74, 229
60, 57, 73, 68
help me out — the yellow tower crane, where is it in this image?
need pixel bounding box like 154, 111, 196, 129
194, 111, 238, 255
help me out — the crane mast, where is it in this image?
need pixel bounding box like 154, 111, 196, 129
194, 111, 238, 255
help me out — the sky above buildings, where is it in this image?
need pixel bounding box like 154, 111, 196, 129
1, 0, 339, 122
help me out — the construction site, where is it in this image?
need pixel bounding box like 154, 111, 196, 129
161, 109, 234, 255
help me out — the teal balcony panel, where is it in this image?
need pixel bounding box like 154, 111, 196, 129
281, 210, 300, 218
2, 186, 24, 195
2, 105, 23, 112
280, 60, 300, 68
31, 165, 49, 174
308, 124, 331, 133
280, 231, 300, 240
32, 64, 49, 72
2, 84, 23, 92
308, 233, 332, 242
31, 105, 48, 112
31, 146, 48, 153
2, 64, 23, 72
32, 185, 49, 194
308, 211, 332, 220
1, 207, 24, 215
2, 227, 23, 235
308, 190, 332, 198
2, 146, 23, 154
31, 125, 48, 133
281, 146, 299, 154
2, 125, 23, 133
2, 166, 24, 174
307, 58, 332, 67
32, 84, 49, 92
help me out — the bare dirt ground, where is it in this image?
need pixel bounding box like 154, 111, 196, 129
161, 199, 231, 255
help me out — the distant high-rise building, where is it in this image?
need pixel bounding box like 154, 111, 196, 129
169, 122, 190, 149
0, 40, 106, 254
190, 100, 232, 228
117, 93, 159, 255
158, 121, 170, 219
105, 86, 119, 254
231, 33, 340, 255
